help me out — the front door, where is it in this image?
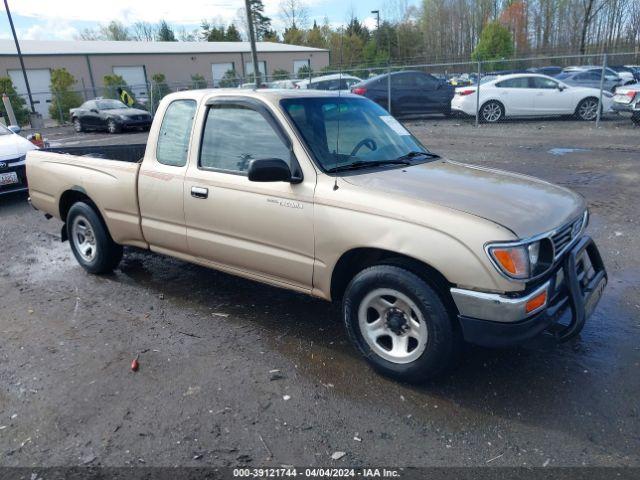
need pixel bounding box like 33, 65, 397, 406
184, 99, 316, 290
530, 76, 569, 114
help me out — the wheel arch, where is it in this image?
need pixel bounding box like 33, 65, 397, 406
330, 247, 457, 315
59, 188, 100, 222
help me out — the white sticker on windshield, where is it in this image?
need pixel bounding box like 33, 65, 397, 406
379, 116, 411, 135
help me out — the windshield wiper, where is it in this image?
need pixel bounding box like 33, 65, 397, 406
325, 159, 412, 173
395, 150, 440, 161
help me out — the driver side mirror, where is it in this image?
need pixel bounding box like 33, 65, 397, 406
90, 108, 99, 114
8, 125, 21, 134
557, 84, 566, 91
248, 158, 292, 183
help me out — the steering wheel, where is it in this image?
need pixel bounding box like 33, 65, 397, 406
350, 138, 377, 157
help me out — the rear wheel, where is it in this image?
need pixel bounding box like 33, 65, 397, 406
67, 202, 122, 274
479, 100, 504, 123
343, 265, 459, 383
575, 97, 600, 121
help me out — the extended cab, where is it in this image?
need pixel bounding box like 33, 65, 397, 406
26, 89, 607, 382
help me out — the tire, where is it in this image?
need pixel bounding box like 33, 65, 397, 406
106, 118, 121, 134
343, 265, 459, 383
632, 113, 640, 126
479, 100, 504, 123
66, 202, 123, 274
575, 97, 600, 121
73, 117, 83, 133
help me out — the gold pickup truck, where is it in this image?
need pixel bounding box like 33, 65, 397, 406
26, 89, 607, 382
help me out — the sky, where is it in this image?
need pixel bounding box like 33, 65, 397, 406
0, 0, 415, 42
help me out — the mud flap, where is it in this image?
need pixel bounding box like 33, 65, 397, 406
554, 236, 607, 342
61, 224, 68, 243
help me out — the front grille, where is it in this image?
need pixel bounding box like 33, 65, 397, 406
551, 215, 584, 259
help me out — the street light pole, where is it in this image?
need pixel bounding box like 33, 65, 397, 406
244, 0, 261, 88
4, 0, 36, 115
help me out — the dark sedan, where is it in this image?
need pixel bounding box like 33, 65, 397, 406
70, 99, 152, 134
350, 71, 455, 117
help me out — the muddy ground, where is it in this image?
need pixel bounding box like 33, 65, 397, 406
0, 117, 639, 468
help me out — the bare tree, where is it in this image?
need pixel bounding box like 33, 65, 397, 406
280, 0, 309, 30
131, 22, 157, 41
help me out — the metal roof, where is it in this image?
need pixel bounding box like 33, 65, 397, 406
0, 40, 327, 56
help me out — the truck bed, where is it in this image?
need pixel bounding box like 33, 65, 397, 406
26, 144, 148, 249
44, 143, 146, 163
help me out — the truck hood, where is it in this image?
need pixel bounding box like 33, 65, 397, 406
341, 160, 586, 238
0, 133, 37, 161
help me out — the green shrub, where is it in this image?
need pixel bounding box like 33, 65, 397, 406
0, 77, 29, 126
49, 68, 83, 123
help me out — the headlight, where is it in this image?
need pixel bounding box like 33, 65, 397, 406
119, 114, 129, 120
487, 238, 554, 280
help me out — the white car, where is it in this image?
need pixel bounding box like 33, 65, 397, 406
451, 73, 614, 122
0, 123, 37, 195
296, 74, 362, 94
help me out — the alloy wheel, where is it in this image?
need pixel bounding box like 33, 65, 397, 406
482, 102, 502, 122
579, 99, 599, 121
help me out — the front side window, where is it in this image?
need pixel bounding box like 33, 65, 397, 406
200, 105, 290, 174
281, 97, 430, 172
156, 99, 197, 167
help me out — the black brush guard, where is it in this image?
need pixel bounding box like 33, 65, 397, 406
546, 235, 607, 341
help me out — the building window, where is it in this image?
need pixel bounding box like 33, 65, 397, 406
293, 60, 310, 76
244, 61, 267, 79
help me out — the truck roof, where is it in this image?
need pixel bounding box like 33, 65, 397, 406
163, 88, 358, 105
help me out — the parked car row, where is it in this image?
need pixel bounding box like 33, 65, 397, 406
451, 73, 614, 122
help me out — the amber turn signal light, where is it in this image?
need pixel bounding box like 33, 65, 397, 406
525, 290, 547, 314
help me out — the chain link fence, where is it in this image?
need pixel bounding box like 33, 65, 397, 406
3, 51, 638, 129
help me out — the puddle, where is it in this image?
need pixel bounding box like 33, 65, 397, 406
548, 147, 590, 156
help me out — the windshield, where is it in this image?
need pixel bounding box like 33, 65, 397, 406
0, 124, 11, 135
96, 99, 128, 110
280, 97, 432, 172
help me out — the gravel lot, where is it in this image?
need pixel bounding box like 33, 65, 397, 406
1, 117, 639, 468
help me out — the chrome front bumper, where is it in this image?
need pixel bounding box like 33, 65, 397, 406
451, 281, 551, 323
450, 236, 607, 347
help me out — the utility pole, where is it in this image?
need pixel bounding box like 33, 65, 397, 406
4, 0, 36, 116
244, 0, 261, 88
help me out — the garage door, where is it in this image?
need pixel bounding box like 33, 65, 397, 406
212, 63, 234, 87
112, 66, 148, 100
9, 69, 51, 119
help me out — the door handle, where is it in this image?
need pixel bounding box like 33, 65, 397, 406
191, 186, 208, 199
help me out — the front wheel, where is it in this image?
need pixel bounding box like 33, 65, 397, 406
67, 202, 123, 274
106, 119, 121, 134
575, 97, 600, 121
73, 118, 83, 133
343, 265, 459, 383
